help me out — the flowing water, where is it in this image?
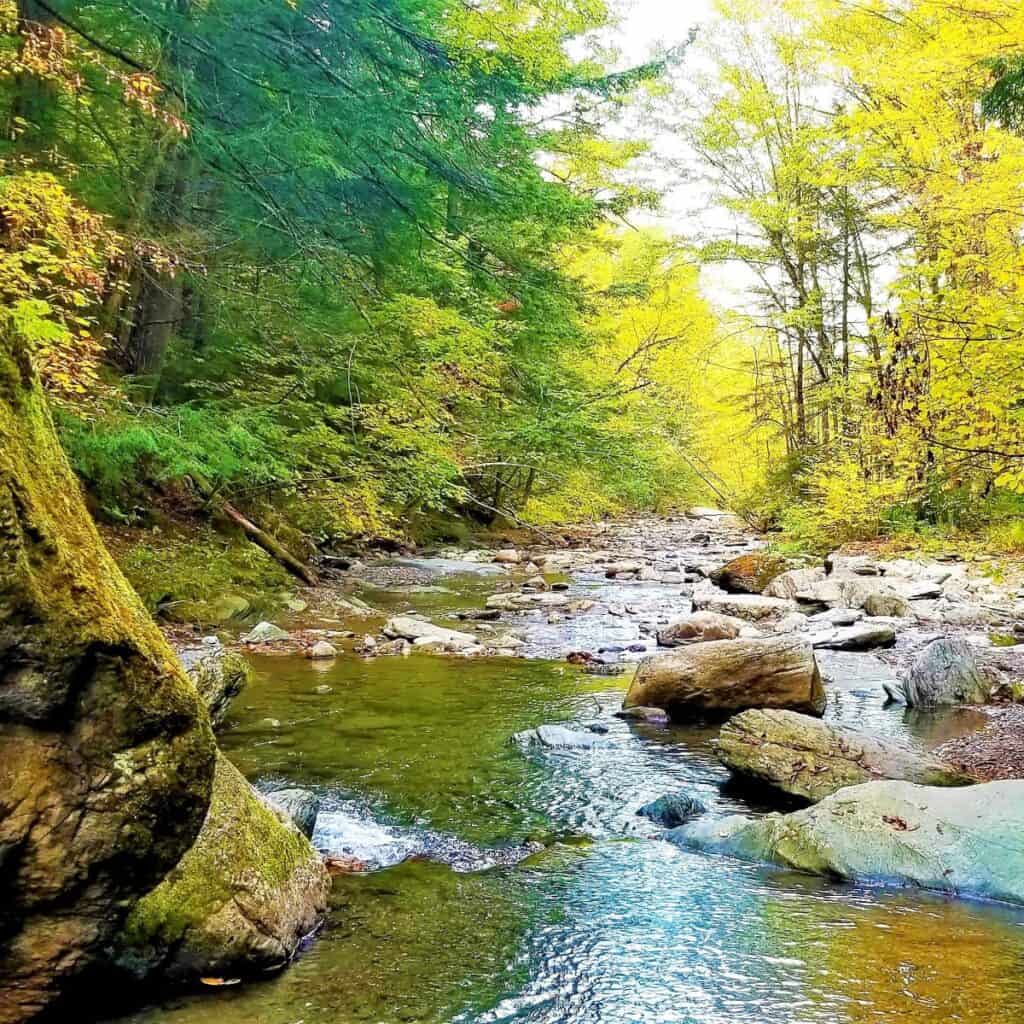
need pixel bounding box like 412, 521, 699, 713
108, 555, 1024, 1024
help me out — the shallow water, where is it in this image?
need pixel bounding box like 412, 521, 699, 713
109, 567, 1024, 1024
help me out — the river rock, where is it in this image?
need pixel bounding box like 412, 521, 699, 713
179, 638, 252, 728
494, 549, 521, 564
825, 552, 881, 576
808, 607, 862, 627
638, 792, 707, 827
242, 621, 290, 644
709, 552, 789, 594
117, 757, 330, 983
265, 788, 321, 839
808, 623, 896, 651
309, 640, 338, 660
383, 615, 476, 649
656, 611, 744, 647
715, 709, 974, 803
883, 637, 991, 707
512, 724, 606, 749
862, 592, 911, 617
614, 706, 669, 722
691, 592, 795, 622
764, 567, 826, 600
623, 636, 825, 721
677, 779, 1024, 906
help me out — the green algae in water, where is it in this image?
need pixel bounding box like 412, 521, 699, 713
219, 653, 618, 845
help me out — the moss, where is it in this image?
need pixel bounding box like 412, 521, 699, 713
108, 525, 293, 626
0, 331, 217, 1011
120, 755, 329, 978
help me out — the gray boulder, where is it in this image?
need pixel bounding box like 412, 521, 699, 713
638, 792, 707, 827
715, 709, 975, 803
676, 779, 1024, 906
624, 635, 825, 721
383, 615, 476, 650
179, 638, 252, 728
657, 611, 744, 647
808, 623, 896, 651
884, 637, 990, 706
265, 787, 321, 839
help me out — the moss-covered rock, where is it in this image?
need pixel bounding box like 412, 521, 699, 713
715, 709, 975, 803
116, 756, 330, 982
0, 332, 217, 1022
709, 552, 789, 594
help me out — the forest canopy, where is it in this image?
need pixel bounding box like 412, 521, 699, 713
2, 0, 1024, 612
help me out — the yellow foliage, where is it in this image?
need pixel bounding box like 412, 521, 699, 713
0, 169, 122, 400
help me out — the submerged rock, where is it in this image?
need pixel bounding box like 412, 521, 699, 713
709, 552, 789, 594
677, 779, 1024, 906
638, 792, 707, 827
179, 638, 252, 727
117, 757, 330, 983
715, 709, 974, 803
265, 787, 321, 839
512, 724, 606, 749
624, 636, 825, 721
884, 637, 990, 707
656, 611, 744, 647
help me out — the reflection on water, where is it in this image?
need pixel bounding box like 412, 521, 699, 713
106, 584, 1024, 1024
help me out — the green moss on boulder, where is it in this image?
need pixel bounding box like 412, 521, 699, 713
117, 756, 330, 982
0, 332, 217, 1021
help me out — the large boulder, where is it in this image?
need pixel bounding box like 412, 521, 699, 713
656, 611, 744, 647
178, 638, 252, 728
0, 331, 216, 1021
677, 780, 1024, 906
116, 757, 330, 983
715, 709, 975, 803
884, 637, 990, 707
623, 636, 825, 721
709, 553, 789, 594
691, 592, 795, 622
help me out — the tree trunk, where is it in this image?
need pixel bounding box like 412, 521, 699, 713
7, 1, 60, 152
0, 329, 216, 1022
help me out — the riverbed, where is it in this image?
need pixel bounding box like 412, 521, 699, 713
107, 516, 1024, 1024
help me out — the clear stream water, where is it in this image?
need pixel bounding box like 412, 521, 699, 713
109, 564, 1024, 1024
